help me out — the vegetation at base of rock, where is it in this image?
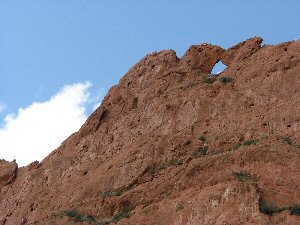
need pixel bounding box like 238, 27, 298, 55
282, 136, 293, 145
193, 146, 209, 157
232, 171, 251, 182
202, 76, 216, 84
220, 77, 233, 83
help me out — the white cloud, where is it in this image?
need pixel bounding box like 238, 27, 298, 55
0, 82, 91, 166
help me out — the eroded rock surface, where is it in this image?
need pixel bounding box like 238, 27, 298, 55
0, 160, 17, 190
0, 37, 299, 225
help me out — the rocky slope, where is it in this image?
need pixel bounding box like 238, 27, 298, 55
0, 37, 299, 225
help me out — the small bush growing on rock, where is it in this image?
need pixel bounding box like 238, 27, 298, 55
198, 135, 206, 142
203, 76, 216, 84
86, 215, 97, 223
157, 159, 183, 170
74, 214, 85, 222
259, 200, 283, 216
282, 136, 293, 145
288, 204, 300, 216
259, 200, 300, 216
219, 77, 233, 83
102, 189, 123, 197
66, 210, 78, 217
193, 146, 209, 157
229, 143, 242, 151
243, 139, 258, 146
232, 171, 251, 182
150, 158, 184, 174
112, 206, 130, 222
65, 210, 86, 223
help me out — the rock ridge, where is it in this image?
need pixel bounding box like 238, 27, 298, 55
0, 37, 299, 225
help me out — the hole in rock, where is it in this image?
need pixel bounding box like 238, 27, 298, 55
211, 61, 227, 75
83, 171, 88, 176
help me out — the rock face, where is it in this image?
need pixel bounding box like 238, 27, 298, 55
0, 160, 17, 190
0, 37, 300, 225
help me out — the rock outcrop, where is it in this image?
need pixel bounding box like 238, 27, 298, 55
0, 160, 17, 190
0, 37, 299, 225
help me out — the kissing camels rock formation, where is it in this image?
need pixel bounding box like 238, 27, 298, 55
1, 37, 299, 225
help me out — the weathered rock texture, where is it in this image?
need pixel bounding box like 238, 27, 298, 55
1, 37, 300, 225
0, 160, 17, 190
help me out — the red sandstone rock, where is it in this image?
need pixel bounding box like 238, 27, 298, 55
0, 38, 299, 225
221, 36, 263, 66
0, 160, 17, 190
181, 43, 225, 73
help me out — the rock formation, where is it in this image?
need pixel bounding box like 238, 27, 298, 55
0, 37, 299, 225
0, 160, 17, 190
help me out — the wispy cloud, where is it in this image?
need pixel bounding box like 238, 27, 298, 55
0, 82, 92, 166
0, 104, 6, 113
91, 88, 106, 111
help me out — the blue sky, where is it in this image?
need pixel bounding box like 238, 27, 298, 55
0, 0, 299, 165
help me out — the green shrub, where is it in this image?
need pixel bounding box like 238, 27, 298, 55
259, 200, 283, 216
203, 76, 216, 84
64, 207, 133, 224
169, 159, 184, 166
243, 139, 258, 146
289, 204, 300, 216
258, 199, 300, 216
229, 143, 242, 151
193, 146, 209, 157
199, 135, 206, 142
232, 171, 251, 182
66, 210, 86, 223
66, 210, 78, 217
102, 189, 123, 197
220, 77, 233, 83
282, 137, 293, 145
74, 214, 85, 222
151, 158, 184, 174
86, 215, 97, 223
112, 207, 130, 222
157, 159, 183, 170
